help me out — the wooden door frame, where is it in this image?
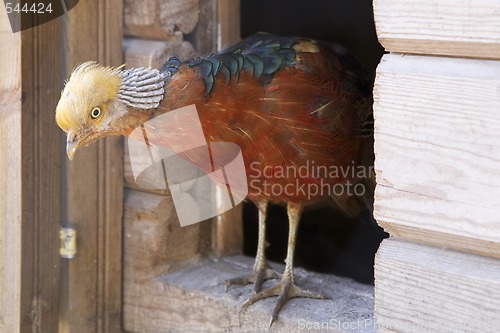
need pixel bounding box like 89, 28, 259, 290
58, 1, 123, 332
0, 7, 24, 332
0, 1, 123, 332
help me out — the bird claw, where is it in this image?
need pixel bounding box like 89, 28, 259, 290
225, 265, 281, 294
239, 277, 329, 328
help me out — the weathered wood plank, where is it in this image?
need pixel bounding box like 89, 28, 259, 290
124, 0, 199, 39
0, 5, 66, 332
96, 1, 124, 331
217, 0, 240, 49
58, 0, 123, 331
375, 238, 500, 333
374, 0, 500, 59
213, 204, 243, 256
0, 7, 21, 332
124, 38, 196, 72
123, 0, 242, 256
186, 0, 241, 55
211, 0, 243, 256
123, 190, 201, 279
373, 54, 500, 258
124, 255, 375, 333
20, 14, 63, 333
188, 0, 217, 54
123, 131, 170, 196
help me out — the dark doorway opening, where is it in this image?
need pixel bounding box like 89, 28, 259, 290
240, 0, 387, 284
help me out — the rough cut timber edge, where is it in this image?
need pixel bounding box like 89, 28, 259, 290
375, 238, 500, 333
0, 7, 22, 332
374, 54, 500, 259
124, 0, 200, 39
373, 0, 500, 59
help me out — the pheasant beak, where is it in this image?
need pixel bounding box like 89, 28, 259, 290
66, 130, 79, 160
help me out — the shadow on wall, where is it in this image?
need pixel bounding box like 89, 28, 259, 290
240, 0, 387, 284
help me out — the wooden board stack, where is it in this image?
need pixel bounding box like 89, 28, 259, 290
373, 1, 500, 332
122, 1, 242, 332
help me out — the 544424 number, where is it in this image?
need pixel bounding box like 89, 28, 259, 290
5, 2, 53, 14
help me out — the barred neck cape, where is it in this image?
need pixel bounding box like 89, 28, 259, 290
146, 32, 373, 210
117, 67, 166, 109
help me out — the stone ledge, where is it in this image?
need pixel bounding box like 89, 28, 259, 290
124, 255, 375, 333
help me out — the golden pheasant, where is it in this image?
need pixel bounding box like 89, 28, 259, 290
55, 33, 374, 326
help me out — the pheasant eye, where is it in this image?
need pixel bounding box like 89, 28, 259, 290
90, 107, 101, 119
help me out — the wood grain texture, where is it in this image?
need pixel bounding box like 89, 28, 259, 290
217, 0, 240, 49
123, 0, 242, 256
188, 0, 235, 55
375, 238, 500, 333
123, 189, 201, 280
123, 140, 169, 196
124, 38, 196, 74
374, 0, 500, 59
189, 0, 218, 54
211, 0, 243, 255
213, 204, 243, 256
124, 0, 199, 39
373, 54, 500, 258
0, 7, 21, 333
1, 5, 67, 332
58, 0, 123, 332
96, 2, 124, 331
20, 13, 63, 333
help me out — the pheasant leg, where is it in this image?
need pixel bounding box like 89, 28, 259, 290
240, 202, 328, 327
225, 201, 280, 294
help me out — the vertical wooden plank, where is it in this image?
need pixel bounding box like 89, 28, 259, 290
212, 0, 243, 256
0, 6, 21, 332
2, 4, 63, 332
17, 8, 63, 333
0, 6, 69, 333
97, 1, 124, 331
213, 203, 244, 256
59, 0, 123, 332
59, 2, 99, 330
19, 24, 37, 333
189, 0, 217, 54
217, 0, 240, 48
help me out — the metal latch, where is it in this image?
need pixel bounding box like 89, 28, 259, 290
60, 227, 77, 259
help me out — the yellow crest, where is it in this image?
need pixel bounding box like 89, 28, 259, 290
56, 61, 123, 132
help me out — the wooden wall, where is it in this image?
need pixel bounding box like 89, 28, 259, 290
373, 1, 500, 332
121, 1, 242, 331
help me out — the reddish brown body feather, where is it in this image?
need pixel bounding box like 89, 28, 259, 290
148, 37, 372, 204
